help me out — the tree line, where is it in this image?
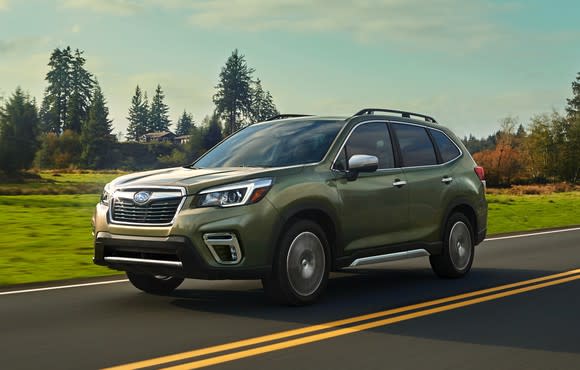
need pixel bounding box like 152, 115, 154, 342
465, 73, 580, 185
0, 48, 278, 173
1, 47, 115, 171
0, 46, 577, 184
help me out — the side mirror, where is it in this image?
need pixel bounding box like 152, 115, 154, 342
346, 154, 378, 181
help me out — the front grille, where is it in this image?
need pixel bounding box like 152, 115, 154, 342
111, 195, 182, 225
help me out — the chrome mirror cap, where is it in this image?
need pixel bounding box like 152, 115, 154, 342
348, 154, 379, 173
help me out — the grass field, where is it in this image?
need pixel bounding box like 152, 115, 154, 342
486, 192, 580, 234
0, 170, 125, 195
0, 171, 579, 286
0, 194, 119, 285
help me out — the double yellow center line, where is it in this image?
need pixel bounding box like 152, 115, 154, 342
105, 269, 580, 370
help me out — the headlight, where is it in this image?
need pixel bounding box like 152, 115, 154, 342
197, 178, 273, 208
100, 183, 112, 205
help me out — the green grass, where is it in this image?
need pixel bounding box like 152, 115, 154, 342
38, 171, 123, 183
486, 192, 580, 234
0, 171, 125, 195
0, 194, 118, 285
0, 189, 579, 286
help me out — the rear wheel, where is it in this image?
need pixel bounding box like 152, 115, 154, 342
262, 220, 330, 305
126, 272, 184, 294
430, 213, 474, 278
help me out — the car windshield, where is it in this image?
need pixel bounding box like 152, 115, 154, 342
193, 119, 344, 168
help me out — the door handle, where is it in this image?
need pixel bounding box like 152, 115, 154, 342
441, 176, 453, 184
393, 179, 407, 187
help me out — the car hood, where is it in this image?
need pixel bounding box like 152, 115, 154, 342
109, 166, 299, 194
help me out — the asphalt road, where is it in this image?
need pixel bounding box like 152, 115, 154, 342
1, 228, 579, 370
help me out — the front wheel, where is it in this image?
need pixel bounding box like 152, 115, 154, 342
262, 220, 330, 305
126, 272, 184, 294
430, 213, 474, 278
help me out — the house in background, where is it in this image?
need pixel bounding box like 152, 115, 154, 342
141, 131, 176, 143
139, 131, 191, 144
174, 135, 191, 144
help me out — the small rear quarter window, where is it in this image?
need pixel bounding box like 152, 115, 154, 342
430, 129, 461, 163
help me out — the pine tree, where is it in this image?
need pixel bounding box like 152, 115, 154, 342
0, 87, 39, 173
64, 49, 94, 133
126, 85, 149, 141
176, 110, 194, 136
213, 49, 255, 135
80, 82, 114, 168
40, 47, 94, 135
250, 78, 278, 122
41, 47, 73, 134
148, 84, 171, 133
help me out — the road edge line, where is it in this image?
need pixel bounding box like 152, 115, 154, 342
485, 226, 580, 241
0, 279, 129, 296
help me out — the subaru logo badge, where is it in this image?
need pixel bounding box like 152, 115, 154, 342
133, 191, 151, 205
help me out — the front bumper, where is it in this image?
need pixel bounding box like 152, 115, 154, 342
92, 196, 281, 279
93, 232, 269, 279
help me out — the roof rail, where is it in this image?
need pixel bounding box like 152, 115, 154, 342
265, 114, 313, 121
354, 108, 437, 123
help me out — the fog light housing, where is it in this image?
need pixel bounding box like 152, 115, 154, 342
203, 233, 242, 264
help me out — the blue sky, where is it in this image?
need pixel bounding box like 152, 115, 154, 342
1, 0, 579, 138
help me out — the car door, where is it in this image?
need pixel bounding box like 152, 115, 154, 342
332, 121, 410, 253
391, 122, 453, 243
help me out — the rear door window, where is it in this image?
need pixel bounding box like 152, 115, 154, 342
392, 123, 437, 167
430, 129, 461, 163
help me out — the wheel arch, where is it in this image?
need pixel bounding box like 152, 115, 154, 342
441, 199, 479, 245
272, 201, 341, 270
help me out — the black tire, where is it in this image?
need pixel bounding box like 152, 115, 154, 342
262, 220, 330, 306
126, 272, 184, 295
430, 213, 474, 278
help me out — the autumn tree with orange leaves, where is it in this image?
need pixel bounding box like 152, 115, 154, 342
473, 117, 525, 185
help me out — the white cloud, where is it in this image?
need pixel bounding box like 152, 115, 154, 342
60, 0, 142, 16
55, 0, 508, 50
184, 0, 505, 51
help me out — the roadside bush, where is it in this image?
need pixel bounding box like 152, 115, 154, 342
35, 131, 82, 169
158, 148, 188, 167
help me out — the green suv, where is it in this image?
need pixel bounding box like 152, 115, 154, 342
93, 108, 487, 305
